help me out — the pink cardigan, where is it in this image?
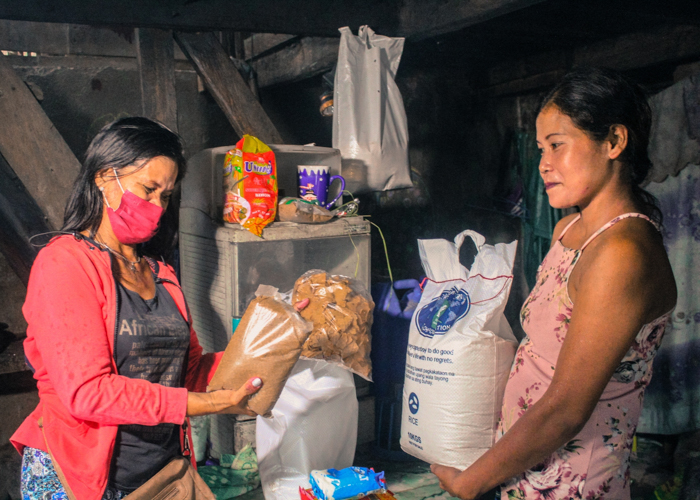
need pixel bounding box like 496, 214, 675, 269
11, 234, 222, 500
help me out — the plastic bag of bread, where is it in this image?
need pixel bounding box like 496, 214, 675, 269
207, 285, 312, 417
292, 270, 375, 380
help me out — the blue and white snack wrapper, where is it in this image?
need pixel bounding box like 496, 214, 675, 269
309, 467, 386, 500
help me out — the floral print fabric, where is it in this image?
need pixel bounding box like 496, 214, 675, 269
639, 165, 700, 434
498, 213, 671, 500
21, 447, 127, 500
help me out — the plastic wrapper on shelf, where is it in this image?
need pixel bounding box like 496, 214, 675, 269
309, 467, 387, 500
223, 134, 277, 237
278, 197, 334, 223
292, 271, 375, 380
207, 285, 313, 417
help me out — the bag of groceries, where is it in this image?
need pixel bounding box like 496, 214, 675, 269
292, 270, 375, 380
400, 230, 518, 470
207, 285, 312, 417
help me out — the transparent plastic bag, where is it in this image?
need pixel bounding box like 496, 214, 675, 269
207, 285, 313, 417
277, 197, 334, 224
292, 270, 375, 380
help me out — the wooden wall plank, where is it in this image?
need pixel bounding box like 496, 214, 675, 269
0, 19, 188, 60
0, 56, 81, 230
136, 28, 178, 132
174, 31, 283, 144
0, 20, 69, 55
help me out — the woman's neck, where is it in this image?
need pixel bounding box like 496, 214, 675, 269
94, 227, 139, 261
576, 182, 639, 237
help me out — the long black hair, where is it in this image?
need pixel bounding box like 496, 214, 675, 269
539, 67, 662, 224
62, 117, 187, 260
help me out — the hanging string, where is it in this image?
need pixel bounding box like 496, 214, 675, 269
336, 188, 394, 284
28, 231, 80, 247
369, 220, 393, 284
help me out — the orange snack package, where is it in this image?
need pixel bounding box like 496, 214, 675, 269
223, 134, 277, 237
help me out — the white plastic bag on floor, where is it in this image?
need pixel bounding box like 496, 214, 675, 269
400, 230, 518, 470
256, 358, 358, 500
333, 25, 412, 193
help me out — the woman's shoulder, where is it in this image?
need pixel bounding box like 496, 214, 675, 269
577, 217, 677, 316
32, 234, 108, 278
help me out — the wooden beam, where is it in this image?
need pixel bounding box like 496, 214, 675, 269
398, 0, 546, 40
0, 0, 544, 40
0, 0, 392, 37
574, 24, 700, 71
136, 28, 178, 132
252, 37, 339, 89
0, 56, 81, 230
174, 31, 283, 144
483, 23, 700, 96
0, 153, 51, 285
244, 34, 297, 61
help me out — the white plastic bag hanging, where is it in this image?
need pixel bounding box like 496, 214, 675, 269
333, 25, 412, 193
400, 230, 518, 470
256, 358, 358, 500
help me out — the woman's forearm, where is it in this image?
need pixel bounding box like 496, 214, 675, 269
456, 395, 586, 497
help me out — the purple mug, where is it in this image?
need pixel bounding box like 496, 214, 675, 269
297, 165, 346, 209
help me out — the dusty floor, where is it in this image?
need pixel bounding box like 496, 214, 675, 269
232, 435, 696, 500
0, 434, 698, 499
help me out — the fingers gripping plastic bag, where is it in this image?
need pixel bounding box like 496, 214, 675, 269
400, 230, 518, 470
332, 26, 412, 193
292, 271, 375, 380
223, 134, 277, 237
207, 285, 312, 417
256, 358, 358, 500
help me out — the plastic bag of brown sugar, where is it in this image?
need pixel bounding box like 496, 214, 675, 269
207, 285, 312, 417
291, 270, 375, 381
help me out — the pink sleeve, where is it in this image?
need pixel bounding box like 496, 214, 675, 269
24, 245, 187, 426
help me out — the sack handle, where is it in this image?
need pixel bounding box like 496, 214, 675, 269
455, 229, 486, 252
453, 230, 485, 253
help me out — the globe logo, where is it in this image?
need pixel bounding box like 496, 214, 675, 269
415, 287, 471, 339
408, 392, 420, 415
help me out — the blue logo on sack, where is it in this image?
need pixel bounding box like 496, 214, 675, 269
408, 393, 420, 414
415, 287, 471, 339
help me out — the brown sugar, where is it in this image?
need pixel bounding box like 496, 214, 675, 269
292, 271, 375, 380
207, 294, 312, 417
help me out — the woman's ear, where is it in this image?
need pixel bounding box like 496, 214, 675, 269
94, 169, 110, 190
607, 124, 629, 160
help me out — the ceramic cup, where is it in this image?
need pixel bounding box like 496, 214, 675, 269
297, 165, 346, 209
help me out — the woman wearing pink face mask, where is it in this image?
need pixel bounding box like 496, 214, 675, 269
11, 117, 308, 500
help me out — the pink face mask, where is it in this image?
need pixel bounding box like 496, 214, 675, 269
102, 168, 164, 245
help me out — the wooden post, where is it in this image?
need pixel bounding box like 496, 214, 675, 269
136, 28, 178, 132
0, 55, 81, 231
174, 31, 283, 144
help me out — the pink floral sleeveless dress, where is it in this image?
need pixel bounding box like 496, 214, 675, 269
498, 213, 672, 500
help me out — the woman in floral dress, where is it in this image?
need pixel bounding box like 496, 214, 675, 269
432, 67, 677, 499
